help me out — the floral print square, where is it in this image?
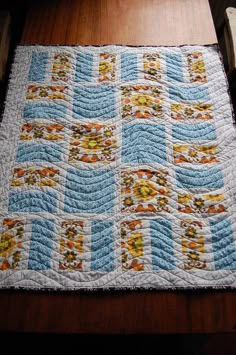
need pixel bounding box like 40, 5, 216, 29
121, 220, 145, 271
173, 144, 220, 164
11, 166, 61, 188
99, 53, 116, 82
187, 52, 207, 82
171, 103, 212, 120
121, 169, 171, 213
20, 122, 65, 141
51, 53, 71, 82
59, 220, 84, 271
0, 219, 25, 270
143, 53, 161, 81
69, 123, 117, 163
178, 192, 227, 214
26, 85, 68, 100
180, 220, 207, 270
121, 85, 163, 119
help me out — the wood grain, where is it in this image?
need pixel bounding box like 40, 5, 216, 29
21, 0, 217, 45
0, 290, 236, 333
1, 0, 235, 335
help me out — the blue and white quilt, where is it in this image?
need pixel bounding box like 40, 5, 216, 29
0, 44, 236, 290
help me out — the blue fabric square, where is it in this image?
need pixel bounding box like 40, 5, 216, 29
169, 86, 209, 101
210, 219, 236, 270
8, 192, 58, 212
28, 219, 54, 270
166, 54, 183, 82
172, 123, 216, 141
23, 103, 66, 119
64, 169, 115, 213
150, 220, 175, 270
91, 220, 114, 271
73, 85, 116, 119
75, 53, 93, 82
16, 144, 62, 162
122, 123, 166, 163
28, 52, 48, 82
121, 53, 138, 81
176, 168, 224, 189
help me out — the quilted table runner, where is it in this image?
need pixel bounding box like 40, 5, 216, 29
0, 44, 236, 290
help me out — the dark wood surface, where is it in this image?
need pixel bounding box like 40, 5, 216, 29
1, 290, 236, 333
1, 0, 236, 334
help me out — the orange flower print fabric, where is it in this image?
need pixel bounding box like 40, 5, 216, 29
69, 123, 117, 163
26, 85, 68, 100
178, 193, 227, 214
181, 220, 207, 270
0, 219, 25, 270
20, 123, 65, 141
99, 53, 116, 82
121, 85, 163, 119
11, 166, 60, 188
59, 220, 84, 271
187, 52, 207, 82
143, 53, 161, 81
171, 103, 212, 120
51, 53, 71, 82
173, 144, 220, 164
121, 169, 171, 213
121, 220, 144, 271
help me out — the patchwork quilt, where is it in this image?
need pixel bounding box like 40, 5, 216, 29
1, 44, 236, 290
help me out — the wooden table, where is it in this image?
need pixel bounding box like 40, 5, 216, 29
21, 0, 217, 45
2, 0, 236, 335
